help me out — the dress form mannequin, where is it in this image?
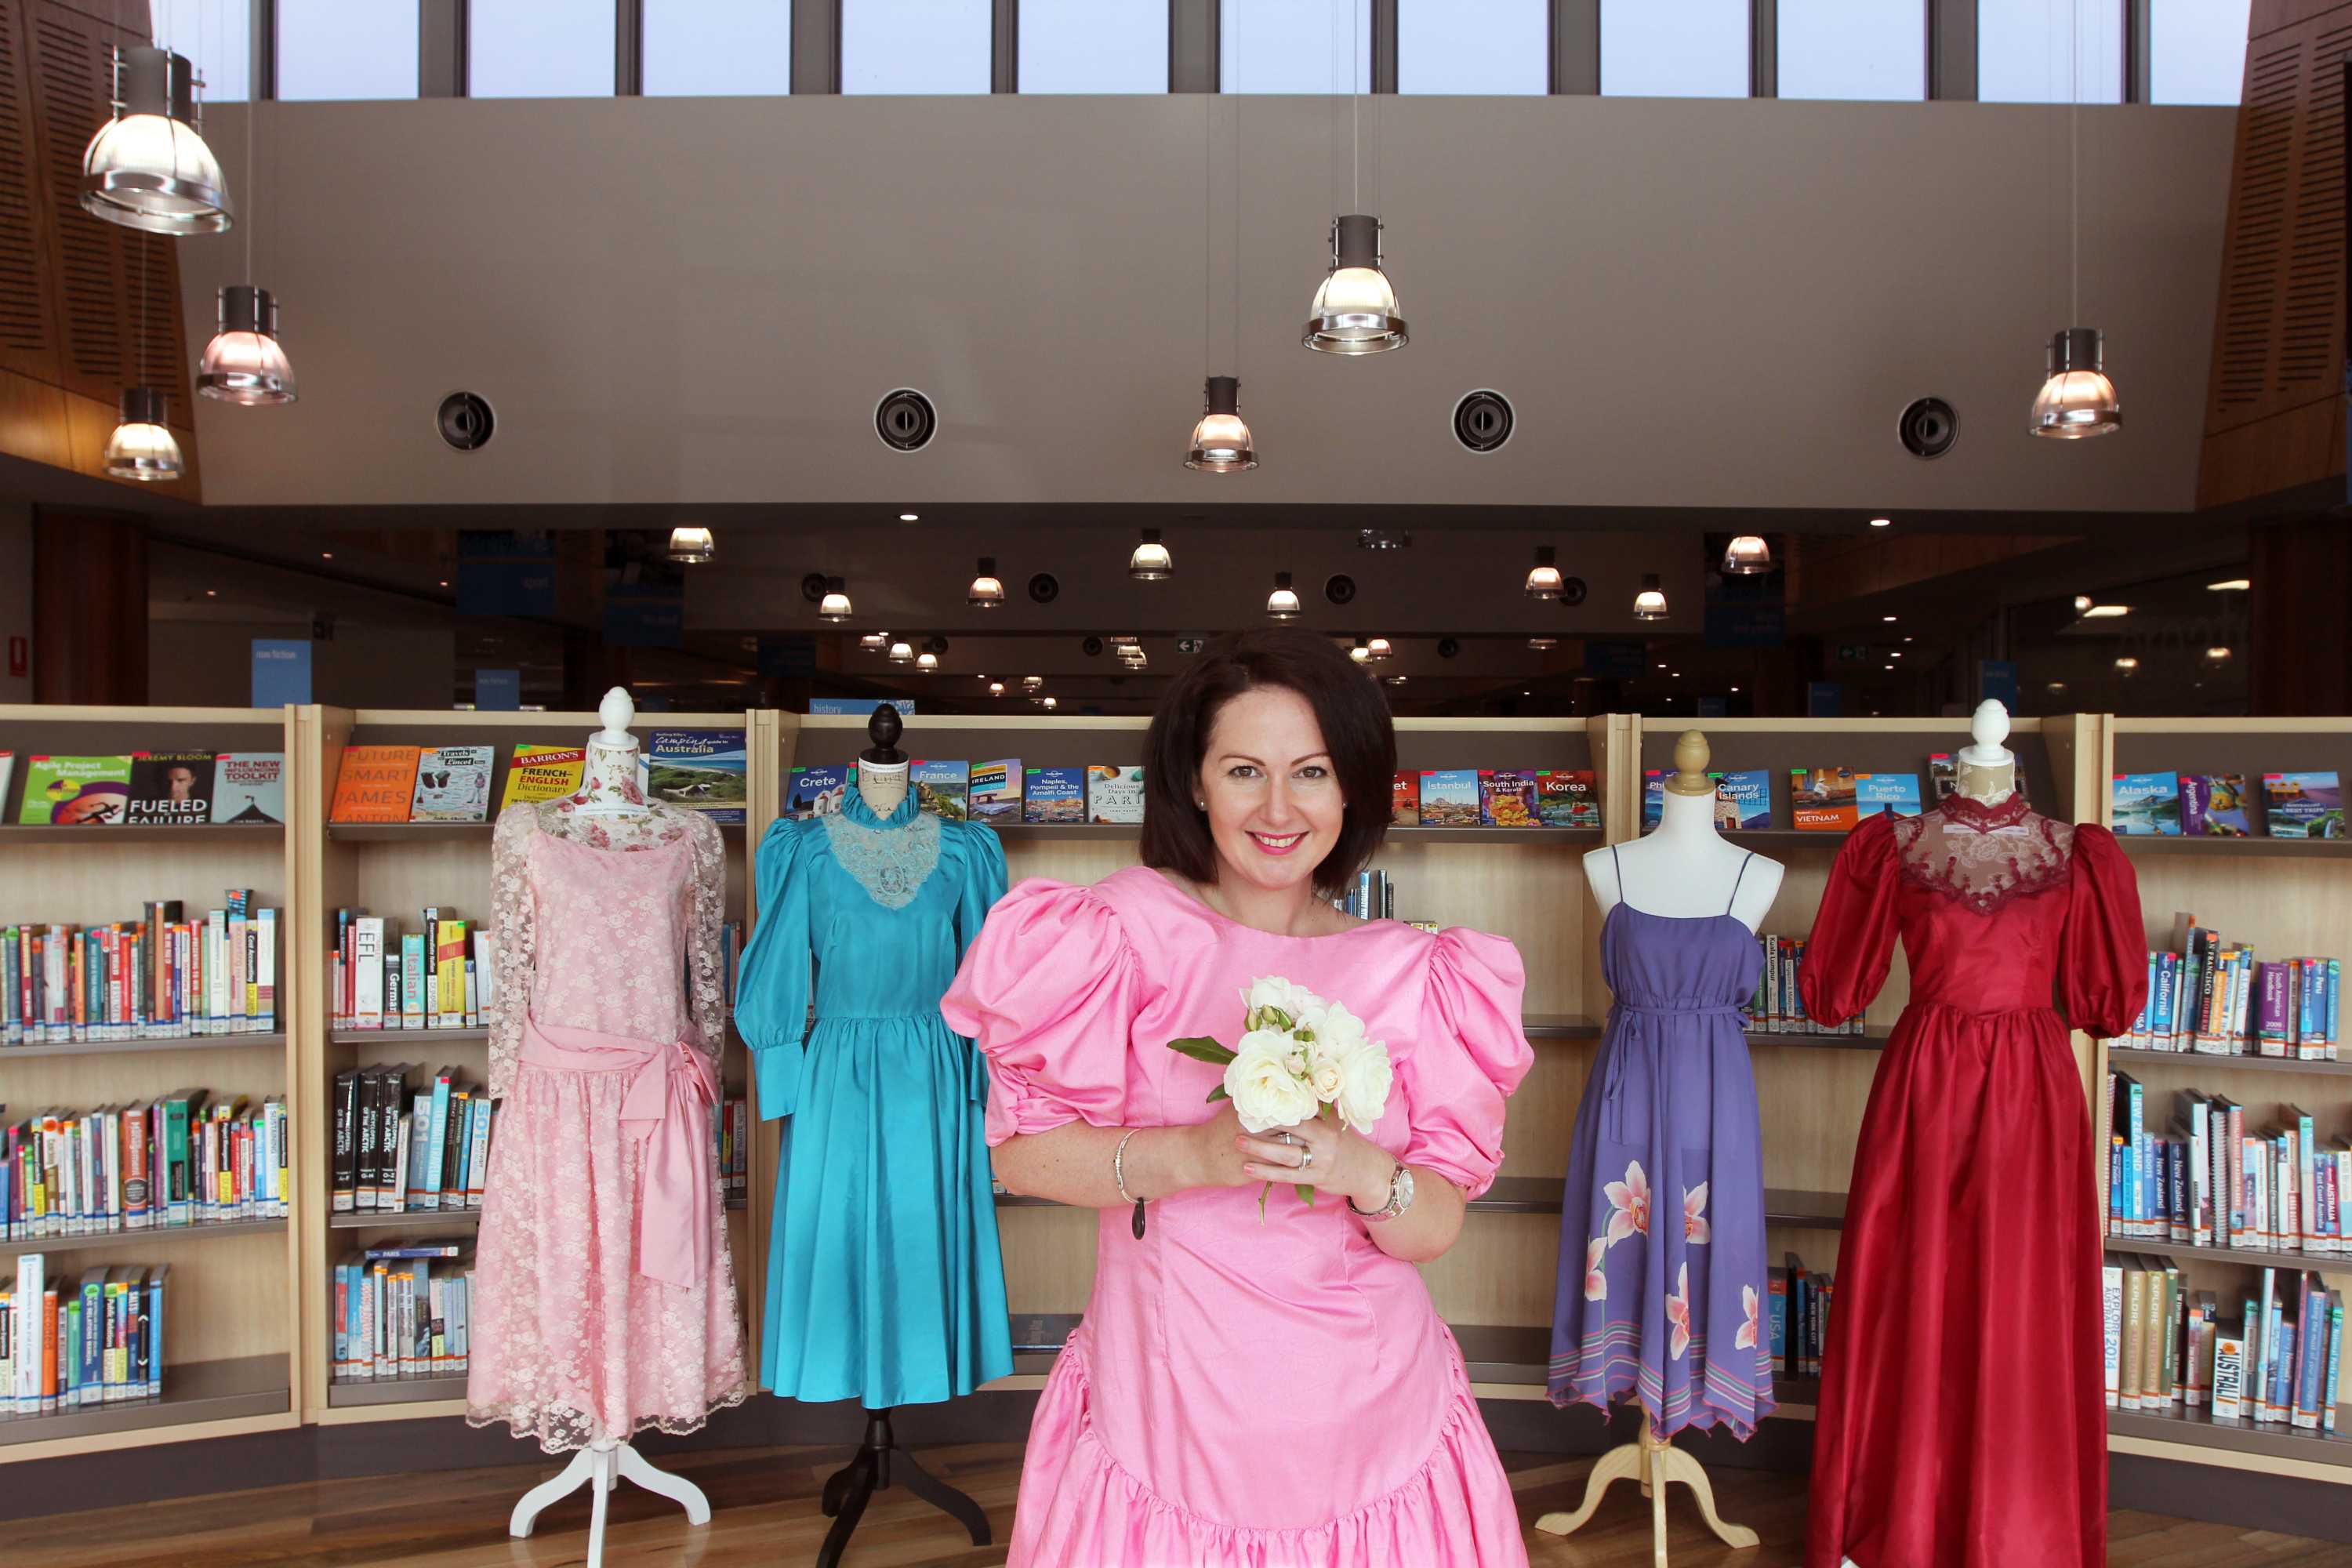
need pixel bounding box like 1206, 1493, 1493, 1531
1955, 699, 2018, 805
573, 688, 652, 818
1544, 730, 1779, 1566
857, 702, 910, 816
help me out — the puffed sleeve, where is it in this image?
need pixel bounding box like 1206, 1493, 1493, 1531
2062, 823, 2148, 1039
735, 818, 813, 1120
1403, 928, 1535, 1200
939, 877, 1142, 1145
953, 821, 1009, 967
1799, 811, 1900, 1028
485, 803, 537, 1102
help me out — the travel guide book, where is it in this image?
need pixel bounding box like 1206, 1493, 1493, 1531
1641, 770, 1665, 831
1024, 767, 1087, 824
1713, 768, 1771, 831
1087, 765, 1145, 825
783, 764, 848, 818
17, 755, 134, 826
1479, 770, 1539, 829
210, 753, 285, 824
1418, 770, 1480, 828
499, 745, 586, 808
2264, 772, 2344, 839
330, 746, 422, 823
912, 760, 971, 821
2180, 774, 2254, 838
408, 746, 494, 823
1856, 772, 1923, 820
970, 759, 1022, 823
1391, 771, 1421, 826
1535, 768, 1599, 829
641, 729, 747, 823
2111, 772, 2184, 836
1790, 767, 1860, 832
125, 751, 215, 825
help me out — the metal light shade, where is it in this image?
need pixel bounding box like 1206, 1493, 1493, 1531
888, 641, 914, 663
859, 631, 890, 652
1367, 637, 1392, 661
1525, 545, 1563, 601
1304, 216, 1406, 354
666, 525, 715, 564
1349, 641, 1370, 663
1265, 572, 1301, 621
967, 557, 1006, 609
82, 46, 230, 235
1022, 675, 1043, 690
103, 387, 182, 481
197, 286, 296, 405
1129, 528, 1172, 581
988, 681, 1005, 695
1722, 535, 1772, 575
916, 652, 939, 672
1185, 376, 1257, 472
818, 578, 852, 622
1041, 695, 1058, 710
1528, 636, 1558, 650
1633, 573, 1668, 622
2031, 328, 2121, 438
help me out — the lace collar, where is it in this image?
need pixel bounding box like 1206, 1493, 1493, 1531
840, 781, 922, 831
1936, 791, 2031, 832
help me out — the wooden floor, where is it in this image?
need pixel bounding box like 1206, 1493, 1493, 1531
9, 1443, 2351, 1566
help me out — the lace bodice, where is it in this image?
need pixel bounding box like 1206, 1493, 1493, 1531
488, 799, 728, 1098
1892, 792, 2075, 916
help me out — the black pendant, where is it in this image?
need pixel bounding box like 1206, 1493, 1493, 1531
1131, 1199, 1147, 1240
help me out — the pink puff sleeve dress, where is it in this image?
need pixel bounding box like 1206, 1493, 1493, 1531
940, 864, 1537, 1568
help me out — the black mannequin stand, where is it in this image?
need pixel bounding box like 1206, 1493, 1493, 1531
816, 1406, 989, 1565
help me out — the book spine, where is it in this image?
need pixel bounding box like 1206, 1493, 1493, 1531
2102, 1258, 2122, 1406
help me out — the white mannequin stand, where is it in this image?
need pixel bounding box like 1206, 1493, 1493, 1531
499, 684, 714, 1566
1541, 731, 1780, 1566
858, 755, 909, 815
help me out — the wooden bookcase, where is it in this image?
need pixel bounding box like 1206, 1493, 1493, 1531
0, 705, 302, 1464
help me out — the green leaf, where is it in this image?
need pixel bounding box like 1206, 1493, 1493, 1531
1318, 1101, 1340, 1124
1257, 1182, 1270, 1223
1296, 1182, 1317, 1207
1205, 1085, 1231, 1104
1167, 1036, 1236, 1065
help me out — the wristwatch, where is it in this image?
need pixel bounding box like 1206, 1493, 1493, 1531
1349, 1160, 1415, 1224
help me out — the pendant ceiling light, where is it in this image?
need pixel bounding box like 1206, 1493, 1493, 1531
1632, 574, 1668, 622
198, 285, 296, 405
666, 525, 715, 564
1722, 535, 1773, 575
967, 557, 1006, 609
1186, 376, 1257, 472
82, 44, 230, 234
988, 681, 1005, 695
1022, 674, 1043, 690
818, 579, 853, 622
859, 631, 890, 652
1367, 637, 1392, 661
1188, 91, 1257, 472
888, 640, 914, 664
916, 652, 939, 672
1041, 695, 1058, 710
1304, 5, 1403, 354
1348, 639, 1371, 664
2032, 2, 2119, 438
1129, 528, 1172, 581
1525, 546, 1563, 601
103, 387, 182, 481
1265, 572, 1301, 621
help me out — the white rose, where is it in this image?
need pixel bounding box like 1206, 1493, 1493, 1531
1303, 1042, 1345, 1102
1225, 1029, 1318, 1133
1327, 1034, 1395, 1134
1243, 975, 1322, 1032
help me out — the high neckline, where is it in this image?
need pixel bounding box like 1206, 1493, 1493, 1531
841, 784, 921, 829
1938, 790, 2031, 831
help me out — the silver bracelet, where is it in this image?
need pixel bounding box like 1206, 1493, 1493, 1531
1114, 1128, 1147, 1240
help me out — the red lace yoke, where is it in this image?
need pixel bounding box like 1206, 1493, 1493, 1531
1893, 793, 2076, 916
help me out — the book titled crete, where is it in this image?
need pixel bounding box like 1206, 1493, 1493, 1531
211, 752, 285, 825
1023, 767, 1086, 824
1391, 771, 1421, 826
913, 760, 971, 821
783, 764, 847, 818
970, 759, 1022, 823
1417, 769, 1479, 827
1536, 769, 1598, 829
1087, 765, 1145, 824
641, 729, 746, 823
1478, 770, 1539, 828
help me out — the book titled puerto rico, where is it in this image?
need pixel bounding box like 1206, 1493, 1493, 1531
2111, 772, 2184, 836
331, 746, 422, 822
1641, 770, 1665, 832
1535, 768, 1599, 829
1712, 768, 1772, 831
2263, 772, 2344, 840
408, 746, 494, 822
1417, 769, 1479, 827
1790, 767, 1860, 831
499, 745, 586, 809
783, 764, 848, 818
912, 760, 971, 821
211, 752, 285, 824
1086, 764, 1145, 825
1856, 772, 1924, 820
1390, 771, 1421, 827
2180, 773, 2254, 838
19, 754, 135, 825
970, 758, 1022, 822
641, 729, 747, 823
1478, 770, 1539, 828
125, 751, 216, 825
1023, 767, 1086, 824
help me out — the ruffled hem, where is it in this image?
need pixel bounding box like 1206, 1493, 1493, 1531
1008, 1334, 1528, 1568
465, 1383, 751, 1456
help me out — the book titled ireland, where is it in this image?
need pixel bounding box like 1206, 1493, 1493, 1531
641, 729, 747, 823
970, 758, 1022, 822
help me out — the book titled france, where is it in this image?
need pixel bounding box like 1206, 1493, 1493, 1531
913, 760, 971, 821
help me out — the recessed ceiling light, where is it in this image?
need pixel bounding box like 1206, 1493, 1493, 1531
321, 552, 333, 560
2082, 604, 2130, 619
438, 579, 448, 587
1884, 662, 1895, 670
1904, 637, 1913, 643
1890, 651, 1901, 658
2206, 578, 2250, 592
2205, 645, 2234, 661
2047, 681, 2066, 692
1882, 615, 1896, 622
2114, 656, 2139, 671
1730, 685, 1740, 692
205, 588, 216, 597
899, 512, 919, 522
1868, 516, 1892, 528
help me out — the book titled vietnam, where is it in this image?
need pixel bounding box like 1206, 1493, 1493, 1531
912, 760, 971, 821
969, 759, 1022, 823
783, 764, 847, 818
1086, 764, 1145, 824
641, 729, 746, 823
2263, 772, 2343, 839
1856, 772, 1923, 820
16, 754, 133, 825
125, 752, 215, 825
1390, 771, 1421, 826
209, 752, 285, 824
499, 745, 586, 809
2111, 772, 2184, 836
1712, 768, 1771, 831
1023, 767, 1086, 825
2180, 773, 2254, 838
1417, 769, 1479, 828
1478, 770, 1539, 828
408, 746, 494, 822
1790, 767, 1860, 831
1535, 768, 1598, 829
331, 747, 422, 823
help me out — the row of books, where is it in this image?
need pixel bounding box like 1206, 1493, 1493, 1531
1396, 770, 1597, 829
788, 761, 1145, 826
2105, 1256, 2342, 1432
332, 1242, 472, 1382
2, 1255, 167, 1414
2, 750, 284, 828
2105, 1076, 2347, 1256
2118, 918, 2339, 1060
2111, 771, 2343, 839
332, 735, 750, 826
1644, 768, 1932, 834
332, 909, 494, 1033
1337, 869, 1395, 923
332, 1066, 495, 1214
1771, 1254, 1831, 1379
1748, 936, 1871, 1036
4, 895, 280, 1044
5, 1094, 289, 1240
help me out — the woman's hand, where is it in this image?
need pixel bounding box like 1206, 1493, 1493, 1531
1236, 1113, 1392, 1213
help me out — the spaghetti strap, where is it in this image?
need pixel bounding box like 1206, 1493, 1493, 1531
1610, 844, 1624, 909
1726, 852, 1753, 914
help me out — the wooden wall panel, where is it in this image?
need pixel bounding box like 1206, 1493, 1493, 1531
0, 0, 59, 386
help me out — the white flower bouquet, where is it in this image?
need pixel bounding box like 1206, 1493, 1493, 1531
1168, 975, 1394, 1218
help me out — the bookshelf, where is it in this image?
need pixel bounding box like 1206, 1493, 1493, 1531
0, 703, 303, 1465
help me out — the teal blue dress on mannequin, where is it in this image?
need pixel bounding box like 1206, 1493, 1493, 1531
736, 784, 1014, 1406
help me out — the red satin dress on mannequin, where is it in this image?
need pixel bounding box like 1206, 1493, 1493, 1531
1798, 792, 2145, 1568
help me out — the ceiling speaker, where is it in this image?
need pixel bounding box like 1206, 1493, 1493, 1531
1452, 389, 1514, 454
875, 388, 938, 452
1081, 636, 1105, 657
800, 572, 829, 604
1028, 572, 1060, 604
436, 391, 494, 452
1898, 397, 1958, 459
1324, 573, 1356, 606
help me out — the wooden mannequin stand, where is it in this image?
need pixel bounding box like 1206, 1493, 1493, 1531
817, 1406, 990, 1566
1535, 1410, 1759, 1566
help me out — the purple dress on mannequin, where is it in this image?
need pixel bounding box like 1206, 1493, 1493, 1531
1546, 848, 1777, 1439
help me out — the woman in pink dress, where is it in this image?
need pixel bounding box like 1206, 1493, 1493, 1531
941, 629, 1535, 1567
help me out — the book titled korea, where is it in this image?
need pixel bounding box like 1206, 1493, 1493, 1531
1022, 767, 1086, 824
408, 746, 494, 822
912, 760, 971, 821
969, 759, 1022, 823
641, 729, 747, 823
1533, 768, 1596, 828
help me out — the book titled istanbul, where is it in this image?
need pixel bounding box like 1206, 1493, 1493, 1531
16, 755, 132, 826
912, 760, 971, 821
210, 753, 285, 824
1024, 767, 1087, 825
125, 752, 215, 825
970, 759, 1022, 822
2265, 772, 2344, 839
1087, 765, 1145, 824
1417, 769, 1479, 828
2111, 772, 2184, 836
641, 729, 746, 823
408, 746, 494, 822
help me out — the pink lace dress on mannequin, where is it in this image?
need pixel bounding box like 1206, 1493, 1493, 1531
466, 797, 749, 1452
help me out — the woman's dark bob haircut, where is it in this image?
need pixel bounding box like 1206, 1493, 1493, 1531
1140, 626, 1397, 899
